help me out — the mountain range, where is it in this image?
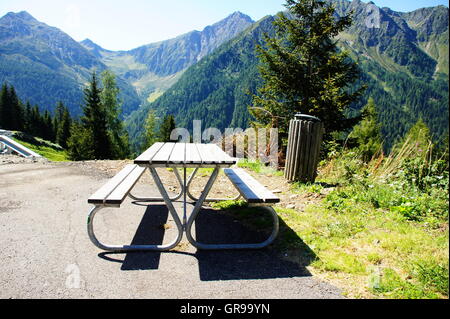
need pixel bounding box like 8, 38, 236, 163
126, 0, 449, 150
0, 10, 253, 117
0, 1, 448, 151
0, 11, 140, 117
80, 11, 254, 104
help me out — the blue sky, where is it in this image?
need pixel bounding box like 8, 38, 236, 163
0, 0, 448, 51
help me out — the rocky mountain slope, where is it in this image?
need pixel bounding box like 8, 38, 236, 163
81, 12, 255, 103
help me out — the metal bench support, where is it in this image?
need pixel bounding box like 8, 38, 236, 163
87, 168, 184, 252
185, 167, 279, 250
186, 167, 241, 203
128, 168, 184, 202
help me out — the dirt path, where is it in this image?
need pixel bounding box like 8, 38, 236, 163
0, 156, 343, 299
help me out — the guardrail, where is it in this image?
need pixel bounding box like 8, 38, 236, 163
0, 135, 41, 158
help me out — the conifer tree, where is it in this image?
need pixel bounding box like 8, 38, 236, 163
30, 105, 41, 137
142, 110, 157, 151
79, 72, 112, 160
100, 70, 130, 159
158, 115, 176, 142
0, 83, 25, 131
350, 98, 383, 162
394, 119, 433, 160
0, 83, 8, 129
53, 101, 64, 138
23, 101, 33, 134
56, 106, 72, 149
67, 121, 94, 161
251, 0, 365, 146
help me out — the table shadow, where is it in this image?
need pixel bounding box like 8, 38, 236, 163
193, 208, 317, 281
98, 204, 169, 271
98, 206, 318, 282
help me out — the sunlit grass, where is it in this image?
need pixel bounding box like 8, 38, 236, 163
12, 137, 69, 162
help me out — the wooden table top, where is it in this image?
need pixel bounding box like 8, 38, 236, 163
134, 143, 237, 167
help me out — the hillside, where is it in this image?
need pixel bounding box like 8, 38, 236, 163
125, 15, 274, 148
0, 11, 254, 118
0, 11, 141, 117
126, 1, 449, 151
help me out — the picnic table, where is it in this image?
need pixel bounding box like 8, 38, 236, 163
87, 143, 280, 252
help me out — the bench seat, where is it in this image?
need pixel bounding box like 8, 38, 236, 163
88, 164, 146, 206
224, 168, 280, 204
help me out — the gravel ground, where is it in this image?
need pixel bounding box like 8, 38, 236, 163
0, 155, 343, 299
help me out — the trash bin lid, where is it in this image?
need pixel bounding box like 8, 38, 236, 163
294, 113, 321, 122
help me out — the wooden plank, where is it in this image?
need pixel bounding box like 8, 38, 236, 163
284, 120, 295, 179
208, 144, 236, 164
151, 143, 177, 165
290, 120, 301, 181
168, 143, 186, 164
308, 122, 320, 182
134, 142, 164, 165
301, 121, 312, 181
224, 168, 280, 203
195, 143, 217, 164
88, 164, 137, 204
106, 166, 146, 205
185, 143, 202, 164
295, 121, 307, 181
313, 123, 324, 180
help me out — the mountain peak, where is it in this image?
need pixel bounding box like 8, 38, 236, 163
226, 11, 254, 23
80, 38, 111, 57
81, 38, 95, 45
80, 38, 107, 50
2, 11, 37, 22
207, 11, 254, 33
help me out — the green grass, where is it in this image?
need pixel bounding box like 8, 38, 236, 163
272, 195, 448, 298
214, 147, 448, 299
12, 136, 69, 162
237, 159, 284, 176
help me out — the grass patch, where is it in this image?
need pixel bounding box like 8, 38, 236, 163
274, 196, 448, 298
12, 133, 69, 162
230, 143, 448, 298
237, 159, 283, 176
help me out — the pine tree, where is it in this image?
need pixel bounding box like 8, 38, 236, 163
23, 101, 33, 134
0, 83, 8, 129
53, 101, 64, 139
142, 110, 157, 151
251, 0, 366, 147
158, 115, 176, 142
8, 86, 24, 131
29, 105, 41, 137
67, 121, 94, 161
79, 72, 112, 160
56, 106, 72, 149
394, 119, 433, 160
350, 98, 383, 162
42, 110, 54, 141
100, 70, 130, 159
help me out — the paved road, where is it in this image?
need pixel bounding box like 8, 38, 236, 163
0, 160, 343, 299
